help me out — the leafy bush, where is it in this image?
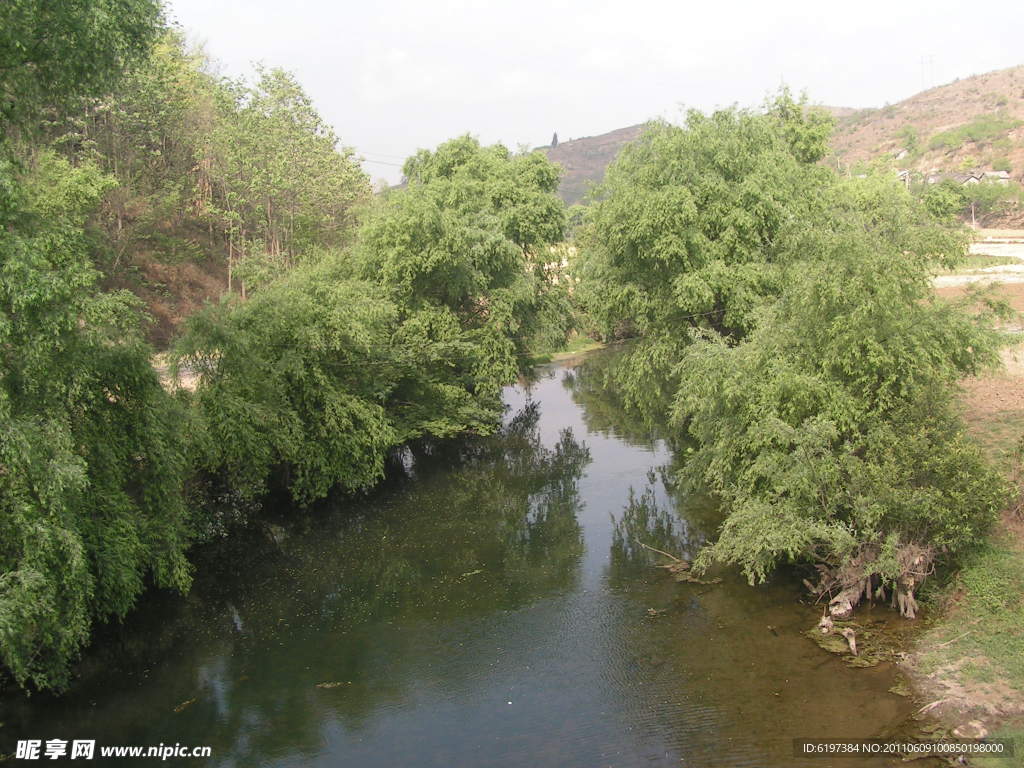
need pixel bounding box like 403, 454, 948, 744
897, 124, 919, 153
927, 113, 1022, 151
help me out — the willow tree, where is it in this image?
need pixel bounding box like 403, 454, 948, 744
174, 264, 400, 507
1, 0, 191, 692
673, 183, 1005, 617
356, 136, 571, 441
575, 92, 835, 420
176, 136, 571, 507
576, 93, 1006, 617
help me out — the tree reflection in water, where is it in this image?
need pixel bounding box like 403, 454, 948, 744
0, 399, 593, 766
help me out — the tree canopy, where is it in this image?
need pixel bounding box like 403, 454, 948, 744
0, 0, 163, 130
0, 150, 191, 691
575, 93, 1006, 617
575, 95, 835, 418
175, 136, 570, 506
355, 136, 571, 440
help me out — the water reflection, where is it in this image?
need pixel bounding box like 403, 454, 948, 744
562, 348, 664, 446
2, 355, 916, 768
3, 401, 592, 765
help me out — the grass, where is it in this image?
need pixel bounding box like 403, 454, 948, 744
965, 410, 1024, 470
906, 334, 1024, 735
953, 540, 1024, 691
526, 332, 604, 365
974, 725, 1024, 768
928, 113, 1023, 151
912, 530, 1024, 715
937, 253, 1023, 274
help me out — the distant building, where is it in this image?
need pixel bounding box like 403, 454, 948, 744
983, 170, 1011, 184
926, 171, 984, 185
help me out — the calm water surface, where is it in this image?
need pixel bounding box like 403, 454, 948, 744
3, 351, 916, 766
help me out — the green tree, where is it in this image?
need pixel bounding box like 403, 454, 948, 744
203, 66, 370, 293
674, 224, 1005, 617
175, 264, 400, 506
921, 180, 966, 221
575, 95, 834, 419
575, 93, 1004, 618
66, 30, 221, 269
765, 87, 834, 164
0, 0, 163, 131
0, 0, 191, 692
357, 136, 571, 441
176, 136, 571, 507
1, 153, 191, 691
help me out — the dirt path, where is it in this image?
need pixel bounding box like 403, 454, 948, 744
935, 231, 1024, 287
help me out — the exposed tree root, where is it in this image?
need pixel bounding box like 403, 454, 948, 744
804, 544, 934, 619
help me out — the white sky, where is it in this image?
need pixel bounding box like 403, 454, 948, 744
165, 0, 1024, 184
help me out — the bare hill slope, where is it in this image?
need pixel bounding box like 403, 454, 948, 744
830, 65, 1024, 177
540, 68, 1024, 205
539, 124, 643, 204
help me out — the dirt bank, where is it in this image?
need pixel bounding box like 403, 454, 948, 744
901, 243, 1024, 751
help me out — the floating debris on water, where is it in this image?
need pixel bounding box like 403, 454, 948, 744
173, 698, 196, 713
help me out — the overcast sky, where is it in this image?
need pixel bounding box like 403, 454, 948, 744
165, 0, 1023, 184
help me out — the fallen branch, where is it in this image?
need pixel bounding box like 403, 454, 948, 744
934, 631, 971, 648
636, 539, 685, 563
916, 698, 949, 715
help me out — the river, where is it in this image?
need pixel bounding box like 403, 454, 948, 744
2, 350, 916, 766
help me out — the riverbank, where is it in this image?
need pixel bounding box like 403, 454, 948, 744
526, 331, 604, 366
900, 240, 1024, 757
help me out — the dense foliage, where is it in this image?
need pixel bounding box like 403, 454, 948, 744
176, 136, 569, 506
1, 0, 570, 690
1, 0, 191, 691
673, 221, 1004, 599
0, 0, 379, 692
575, 93, 835, 418
1, 0, 1011, 696
577, 96, 1007, 616
175, 267, 399, 505
0, 0, 163, 129
39, 30, 371, 342
202, 66, 371, 290
356, 136, 571, 438
922, 177, 1024, 223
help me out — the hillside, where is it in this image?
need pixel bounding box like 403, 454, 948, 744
540, 69, 1024, 207
830, 65, 1024, 178
539, 124, 643, 204
539, 108, 857, 205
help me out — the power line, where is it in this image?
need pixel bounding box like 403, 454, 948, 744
358, 150, 407, 160
360, 158, 404, 168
